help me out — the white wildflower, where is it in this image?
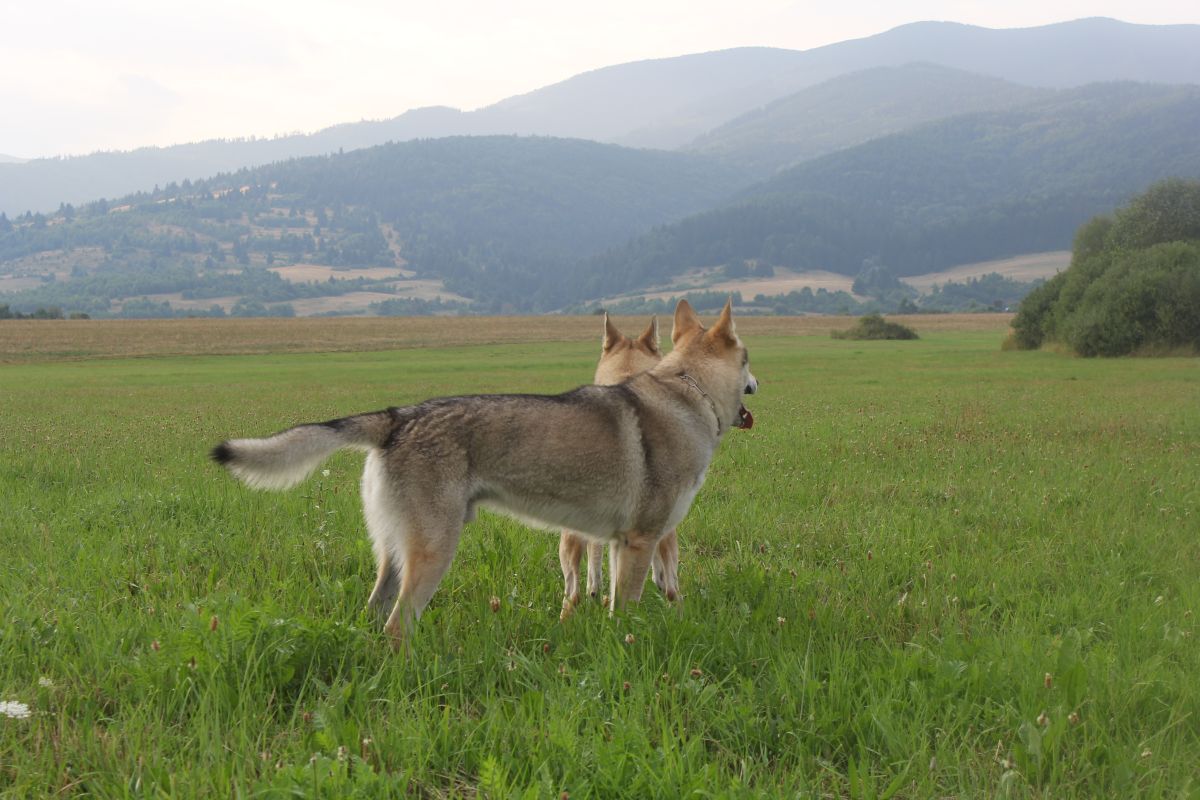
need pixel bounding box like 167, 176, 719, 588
37, 677, 54, 688
321, 469, 330, 477
1, 700, 32, 719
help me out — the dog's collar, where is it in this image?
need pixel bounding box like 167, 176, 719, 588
678, 372, 722, 436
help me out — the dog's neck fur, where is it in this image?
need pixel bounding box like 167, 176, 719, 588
652, 337, 743, 436
676, 372, 722, 436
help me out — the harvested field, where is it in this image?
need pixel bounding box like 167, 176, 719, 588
904, 252, 1070, 291
0, 313, 1013, 362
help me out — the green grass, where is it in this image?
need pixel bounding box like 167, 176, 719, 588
1, 330, 1197, 798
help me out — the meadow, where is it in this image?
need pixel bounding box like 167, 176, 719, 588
1, 316, 1197, 798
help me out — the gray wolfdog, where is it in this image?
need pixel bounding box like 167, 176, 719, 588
212, 299, 756, 649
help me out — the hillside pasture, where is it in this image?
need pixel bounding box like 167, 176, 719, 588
0, 316, 1196, 797
598, 253, 1068, 308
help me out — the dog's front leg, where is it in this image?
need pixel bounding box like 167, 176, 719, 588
558, 531, 585, 620
585, 541, 604, 599
608, 532, 657, 615
651, 528, 680, 603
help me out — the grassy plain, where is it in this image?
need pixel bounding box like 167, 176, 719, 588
1, 316, 1197, 797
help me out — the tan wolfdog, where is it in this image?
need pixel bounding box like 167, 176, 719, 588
212, 299, 756, 649
558, 313, 680, 619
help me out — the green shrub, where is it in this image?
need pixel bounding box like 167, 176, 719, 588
1010, 179, 1200, 356
832, 313, 918, 340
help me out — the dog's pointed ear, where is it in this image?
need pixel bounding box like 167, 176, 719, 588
672, 300, 702, 345
637, 315, 660, 354
602, 312, 625, 352
705, 298, 737, 346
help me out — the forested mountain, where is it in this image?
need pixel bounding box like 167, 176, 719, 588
685, 64, 1047, 176
6, 82, 1200, 317
0, 137, 742, 315
578, 82, 1200, 300
4, 18, 1200, 216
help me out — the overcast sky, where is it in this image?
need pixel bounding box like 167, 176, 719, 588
2, 0, 1197, 159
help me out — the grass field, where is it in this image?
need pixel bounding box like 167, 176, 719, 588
1, 317, 1197, 797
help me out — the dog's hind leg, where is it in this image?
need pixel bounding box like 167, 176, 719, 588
381, 495, 464, 652
363, 452, 401, 623
608, 532, 657, 615
383, 530, 460, 652
651, 528, 680, 603
558, 531, 585, 620
367, 548, 400, 624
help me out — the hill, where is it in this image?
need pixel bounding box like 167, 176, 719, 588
685, 64, 1048, 176
4, 18, 1200, 216
0, 137, 742, 316
578, 82, 1200, 301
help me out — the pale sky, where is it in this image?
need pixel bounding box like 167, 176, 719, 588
1, 0, 1196, 159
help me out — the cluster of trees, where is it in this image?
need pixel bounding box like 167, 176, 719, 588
0, 304, 88, 319
920, 273, 1042, 312
1011, 180, 1200, 356
370, 297, 469, 316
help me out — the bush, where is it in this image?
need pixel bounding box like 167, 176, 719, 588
1062, 242, 1200, 356
1011, 179, 1200, 356
832, 313, 919, 340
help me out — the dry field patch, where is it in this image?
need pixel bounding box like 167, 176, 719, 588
903, 252, 1070, 292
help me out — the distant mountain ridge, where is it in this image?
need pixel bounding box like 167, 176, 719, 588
579, 81, 1200, 300
5, 80, 1200, 316
684, 63, 1049, 176
3, 17, 1200, 215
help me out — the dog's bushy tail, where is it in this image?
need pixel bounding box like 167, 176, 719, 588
211, 408, 403, 490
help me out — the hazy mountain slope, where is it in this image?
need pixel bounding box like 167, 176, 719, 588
469, 48, 808, 149
685, 63, 1049, 176
0, 106, 473, 218
617, 17, 1200, 149
840, 17, 1200, 89
0, 136, 744, 314
5, 18, 1200, 216
579, 82, 1200, 299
